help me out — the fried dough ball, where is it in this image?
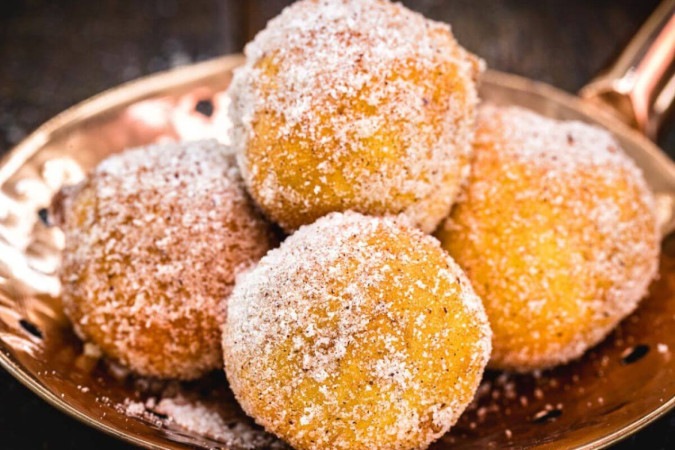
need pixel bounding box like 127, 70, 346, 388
53, 140, 276, 380
437, 106, 660, 372
228, 0, 483, 233
223, 211, 491, 450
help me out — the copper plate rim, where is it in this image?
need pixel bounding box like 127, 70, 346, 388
0, 345, 162, 449
0, 54, 245, 450
1, 54, 673, 450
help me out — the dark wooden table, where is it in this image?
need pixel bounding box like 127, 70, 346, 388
1, 1, 673, 448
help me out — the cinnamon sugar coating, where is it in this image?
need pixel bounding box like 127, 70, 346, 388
227, 0, 483, 233
223, 212, 491, 450
437, 106, 660, 372
54, 140, 276, 380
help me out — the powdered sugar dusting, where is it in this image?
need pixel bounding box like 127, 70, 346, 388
154, 396, 287, 449
118, 389, 286, 449
478, 105, 644, 174
441, 105, 660, 371
227, 0, 483, 232
224, 211, 491, 449
54, 139, 275, 379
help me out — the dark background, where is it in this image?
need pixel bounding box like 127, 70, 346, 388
1, 0, 673, 448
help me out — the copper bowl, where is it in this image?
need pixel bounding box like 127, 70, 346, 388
0, 52, 674, 449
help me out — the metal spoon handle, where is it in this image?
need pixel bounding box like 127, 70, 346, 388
580, 0, 675, 140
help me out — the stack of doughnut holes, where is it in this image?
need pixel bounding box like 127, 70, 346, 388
53, 1, 659, 449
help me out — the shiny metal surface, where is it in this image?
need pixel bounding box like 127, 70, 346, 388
1, 56, 674, 449
580, 0, 675, 139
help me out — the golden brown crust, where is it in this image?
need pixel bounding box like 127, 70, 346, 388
438, 105, 660, 372
223, 212, 491, 450
56, 140, 276, 379
228, 0, 483, 233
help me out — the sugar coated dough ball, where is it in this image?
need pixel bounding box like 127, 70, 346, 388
437, 106, 660, 372
228, 0, 483, 232
223, 211, 491, 450
54, 140, 276, 380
